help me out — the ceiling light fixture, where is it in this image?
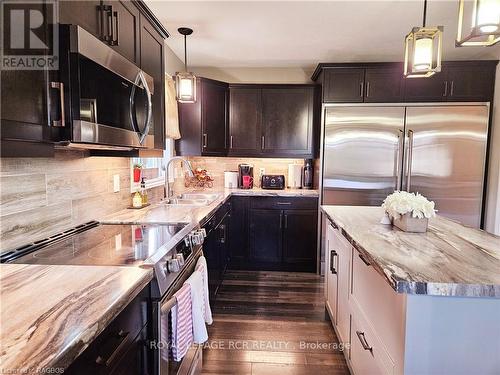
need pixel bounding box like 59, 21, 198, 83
176, 27, 197, 103
404, 0, 443, 78
456, 0, 500, 46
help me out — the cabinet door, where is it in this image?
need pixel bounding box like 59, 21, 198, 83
364, 67, 404, 103
261, 87, 314, 156
248, 209, 282, 264
229, 87, 262, 155
140, 14, 165, 150
202, 80, 228, 155
446, 65, 495, 102
203, 230, 220, 301
282, 210, 317, 272
106, 1, 140, 64
323, 68, 365, 103
59, 1, 103, 39
404, 71, 447, 102
228, 196, 249, 265
325, 224, 338, 324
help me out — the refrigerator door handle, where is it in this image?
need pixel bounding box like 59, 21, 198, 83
406, 130, 414, 192
395, 129, 404, 191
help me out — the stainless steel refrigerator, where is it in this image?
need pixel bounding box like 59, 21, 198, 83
321, 103, 490, 228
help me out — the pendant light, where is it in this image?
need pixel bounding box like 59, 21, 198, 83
456, 0, 500, 46
404, 0, 443, 78
175, 27, 197, 103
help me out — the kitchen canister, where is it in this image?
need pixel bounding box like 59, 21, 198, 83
224, 171, 239, 189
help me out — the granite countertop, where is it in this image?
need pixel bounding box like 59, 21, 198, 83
321, 206, 500, 298
0, 264, 153, 372
101, 188, 319, 226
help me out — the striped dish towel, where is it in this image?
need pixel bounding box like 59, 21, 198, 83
196, 256, 213, 325
171, 284, 194, 361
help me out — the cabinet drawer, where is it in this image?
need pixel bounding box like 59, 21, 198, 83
351, 246, 405, 366
250, 196, 318, 210
350, 308, 395, 375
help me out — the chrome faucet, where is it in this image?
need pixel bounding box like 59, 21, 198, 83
163, 156, 195, 202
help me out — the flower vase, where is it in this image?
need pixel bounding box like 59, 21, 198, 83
393, 213, 428, 233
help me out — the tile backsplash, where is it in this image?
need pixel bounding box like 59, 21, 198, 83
0, 151, 161, 251
186, 156, 312, 189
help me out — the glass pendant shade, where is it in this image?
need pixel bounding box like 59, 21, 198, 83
456, 0, 500, 46
175, 72, 197, 103
404, 26, 443, 78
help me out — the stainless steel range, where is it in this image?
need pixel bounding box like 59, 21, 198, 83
1, 221, 206, 375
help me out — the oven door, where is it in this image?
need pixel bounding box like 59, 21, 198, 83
63, 25, 154, 149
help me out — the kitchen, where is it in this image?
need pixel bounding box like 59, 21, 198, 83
1, 0, 499, 374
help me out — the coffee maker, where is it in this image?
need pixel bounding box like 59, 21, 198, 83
238, 164, 254, 189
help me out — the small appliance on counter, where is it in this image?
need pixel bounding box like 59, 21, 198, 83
238, 164, 254, 189
224, 171, 239, 189
288, 164, 302, 188
261, 175, 285, 190
303, 159, 314, 189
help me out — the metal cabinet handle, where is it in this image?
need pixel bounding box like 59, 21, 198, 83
112, 11, 119, 46
359, 82, 364, 97
230, 135, 234, 149
395, 129, 403, 190
203, 134, 208, 148
330, 250, 338, 274
443, 81, 448, 97
450, 80, 454, 96
279, 212, 283, 229
96, 330, 131, 367
284, 214, 288, 229
366, 81, 370, 97
50, 82, 65, 127
276, 202, 292, 206
261, 135, 265, 149
406, 130, 414, 192
356, 331, 373, 352
105, 5, 114, 44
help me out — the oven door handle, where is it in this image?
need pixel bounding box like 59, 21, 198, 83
129, 70, 153, 145
161, 295, 177, 314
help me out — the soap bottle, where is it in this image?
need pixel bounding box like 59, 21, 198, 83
132, 191, 143, 208
140, 177, 148, 205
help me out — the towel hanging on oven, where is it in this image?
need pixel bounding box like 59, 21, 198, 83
185, 268, 209, 343
171, 284, 194, 361
196, 256, 213, 325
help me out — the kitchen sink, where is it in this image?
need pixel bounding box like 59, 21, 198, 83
167, 193, 221, 206
179, 193, 221, 201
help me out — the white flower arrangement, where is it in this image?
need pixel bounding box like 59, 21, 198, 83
382, 191, 436, 220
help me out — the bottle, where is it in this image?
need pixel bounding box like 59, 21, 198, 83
140, 177, 148, 205
303, 159, 313, 189
132, 191, 143, 208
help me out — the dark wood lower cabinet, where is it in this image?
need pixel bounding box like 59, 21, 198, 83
248, 208, 283, 264
283, 210, 318, 272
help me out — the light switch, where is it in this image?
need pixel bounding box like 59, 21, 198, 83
113, 174, 120, 192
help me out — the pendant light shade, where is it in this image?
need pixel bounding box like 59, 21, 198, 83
176, 27, 197, 103
456, 0, 500, 46
404, 0, 443, 78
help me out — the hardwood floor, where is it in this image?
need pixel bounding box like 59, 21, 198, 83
202, 270, 350, 374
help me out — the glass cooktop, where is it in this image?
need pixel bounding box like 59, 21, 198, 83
5, 223, 187, 266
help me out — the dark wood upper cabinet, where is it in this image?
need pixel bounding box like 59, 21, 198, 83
176, 78, 228, 156
202, 80, 228, 155
446, 64, 496, 102
228, 87, 262, 155
261, 87, 315, 156
59, 1, 103, 40
404, 71, 447, 102
139, 13, 165, 150
282, 209, 317, 272
364, 67, 404, 103
106, 1, 140, 64
322, 68, 365, 103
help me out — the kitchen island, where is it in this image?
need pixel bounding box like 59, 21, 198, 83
0, 264, 152, 373
321, 205, 500, 375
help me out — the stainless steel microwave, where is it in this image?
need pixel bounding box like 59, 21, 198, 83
58, 25, 155, 150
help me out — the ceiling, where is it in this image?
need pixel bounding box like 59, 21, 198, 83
146, 0, 500, 68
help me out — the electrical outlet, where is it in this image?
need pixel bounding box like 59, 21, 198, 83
259, 168, 265, 176
113, 174, 120, 192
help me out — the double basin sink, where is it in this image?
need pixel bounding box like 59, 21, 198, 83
167, 192, 221, 206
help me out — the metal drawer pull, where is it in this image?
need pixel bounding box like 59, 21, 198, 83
261, 135, 265, 149
330, 250, 338, 274
450, 80, 454, 96
366, 81, 370, 97
230, 135, 234, 149
443, 81, 448, 97
50, 82, 65, 127
96, 329, 131, 367
276, 202, 292, 205
359, 81, 364, 97
203, 134, 208, 148
358, 252, 371, 266
356, 331, 373, 352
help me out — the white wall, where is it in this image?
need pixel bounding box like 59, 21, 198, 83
190, 67, 314, 84
485, 64, 500, 235
165, 43, 184, 76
